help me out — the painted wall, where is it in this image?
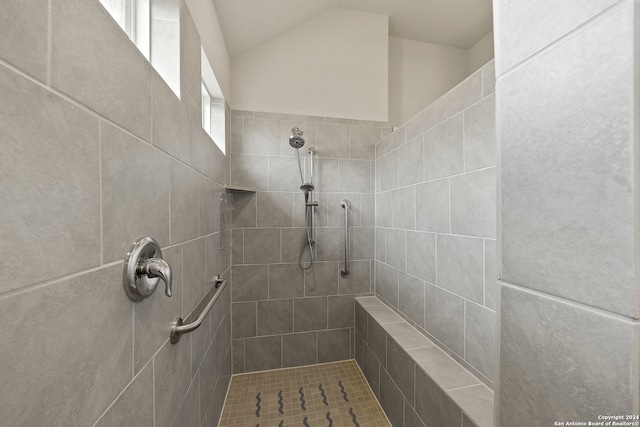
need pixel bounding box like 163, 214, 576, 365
0, 1, 231, 425
228, 111, 391, 373
496, 0, 640, 424
230, 8, 389, 122
388, 36, 469, 126
375, 61, 497, 390
468, 31, 494, 74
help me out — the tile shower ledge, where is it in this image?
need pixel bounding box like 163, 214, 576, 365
355, 296, 494, 427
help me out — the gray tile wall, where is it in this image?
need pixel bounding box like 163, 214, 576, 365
375, 61, 497, 388
496, 0, 640, 424
229, 111, 390, 373
355, 298, 492, 427
0, 1, 231, 426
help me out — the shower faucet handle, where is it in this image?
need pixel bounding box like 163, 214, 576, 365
142, 257, 172, 297
123, 237, 173, 302
291, 127, 304, 136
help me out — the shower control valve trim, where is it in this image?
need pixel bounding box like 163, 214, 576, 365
123, 237, 172, 302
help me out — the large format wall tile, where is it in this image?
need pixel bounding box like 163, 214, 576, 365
406, 231, 436, 284
244, 228, 281, 264
450, 167, 496, 238
435, 71, 482, 123
464, 302, 496, 381
257, 192, 294, 227
406, 105, 435, 140
398, 272, 425, 328
317, 123, 350, 158
102, 122, 171, 262
415, 179, 450, 233
171, 374, 200, 427
350, 125, 380, 159
339, 159, 371, 193
51, 0, 152, 141
94, 362, 154, 427
170, 159, 201, 243
183, 238, 207, 317
305, 261, 339, 296
379, 151, 398, 191
500, 285, 638, 425
338, 260, 371, 294
244, 117, 281, 155
257, 299, 293, 335
244, 335, 282, 372
294, 297, 328, 332
496, 0, 620, 74
200, 178, 223, 235
463, 95, 495, 171
0, 0, 47, 81
424, 284, 464, 356
269, 263, 304, 298
376, 190, 393, 227
283, 332, 317, 367
398, 135, 424, 186
484, 239, 497, 310
232, 265, 269, 302
378, 262, 399, 307
152, 72, 191, 164
414, 368, 462, 426
385, 229, 406, 271
437, 235, 484, 304
0, 64, 100, 292
230, 154, 269, 191
423, 114, 464, 180
317, 328, 351, 363
392, 187, 415, 230
269, 156, 302, 192
0, 264, 133, 426
232, 302, 257, 338
500, 4, 637, 317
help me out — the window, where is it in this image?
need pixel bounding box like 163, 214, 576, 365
201, 48, 226, 154
99, 0, 179, 97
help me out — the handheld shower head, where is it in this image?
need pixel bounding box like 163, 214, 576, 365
289, 127, 305, 148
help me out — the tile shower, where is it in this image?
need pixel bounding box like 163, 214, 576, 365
228, 112, 389, 373
1, 0, 639, 426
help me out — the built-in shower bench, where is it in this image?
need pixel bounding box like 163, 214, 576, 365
355, 296, 494, 427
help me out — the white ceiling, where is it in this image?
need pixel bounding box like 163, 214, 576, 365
212, 0, 493, 57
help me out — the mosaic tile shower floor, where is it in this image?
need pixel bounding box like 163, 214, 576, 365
220, 360, 390, 427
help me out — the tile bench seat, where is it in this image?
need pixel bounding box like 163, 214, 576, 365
355, 296, 494, 427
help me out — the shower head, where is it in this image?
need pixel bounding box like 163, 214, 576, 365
289, 127, 305, 149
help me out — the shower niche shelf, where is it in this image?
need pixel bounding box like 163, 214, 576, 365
224, 185, 256, 193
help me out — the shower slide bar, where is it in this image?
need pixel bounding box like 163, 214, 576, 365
170, 275, 228, 344
340, 199, 351, 278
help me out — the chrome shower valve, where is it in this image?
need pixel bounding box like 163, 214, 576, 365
123, 237, 173, 302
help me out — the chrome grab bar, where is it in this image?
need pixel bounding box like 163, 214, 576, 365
340, 199, 351, 278
170, 275, 227, 344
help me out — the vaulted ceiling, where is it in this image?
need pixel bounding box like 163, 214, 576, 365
212, 0, 494, 57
